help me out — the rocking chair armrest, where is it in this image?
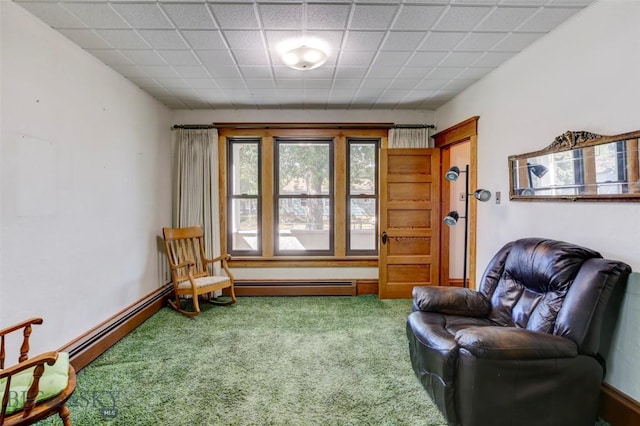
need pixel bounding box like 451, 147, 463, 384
169, 260, 196, 270
0, 351, 58, 379
203, 254, 232, 264
0, 318, 43, 339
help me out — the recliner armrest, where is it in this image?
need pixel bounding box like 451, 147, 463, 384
412, 286, 491, 317
455, 326, 578, 360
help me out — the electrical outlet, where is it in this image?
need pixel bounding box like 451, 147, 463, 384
459, 192, 465, 201
496, 191, 501, 204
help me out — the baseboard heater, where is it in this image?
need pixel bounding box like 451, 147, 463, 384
233, 280, 356, 296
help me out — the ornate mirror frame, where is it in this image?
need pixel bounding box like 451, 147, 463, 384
509, 130, 640, 201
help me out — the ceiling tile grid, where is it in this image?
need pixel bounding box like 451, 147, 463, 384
14, 0, 596, 110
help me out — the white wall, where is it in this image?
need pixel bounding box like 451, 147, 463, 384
0, 2, 172, 356
435, 0, 640, 401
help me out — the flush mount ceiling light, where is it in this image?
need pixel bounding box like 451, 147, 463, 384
281, 45, 328, 71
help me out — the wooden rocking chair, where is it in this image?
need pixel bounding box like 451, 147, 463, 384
0, 318, 76, 425
163, 226, 237, 317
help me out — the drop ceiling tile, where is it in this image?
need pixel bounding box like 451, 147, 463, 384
473, 51, 516, 67
297, 67, 335, 79
155, 78, 190, 89
387, 79, 421, 90
245, 79, 276, 89
223, 31, 265, 50
161, 4, 216, 29
86, 49, 133, 66
427, 67, 464, 79
215, 79, 247, 89
233, 49, 270, 66
180, 30, 227, 50
16, 2, 86, 28
453, 0, 501, 4
209, 4, 259, 29
381, 32, 426, 51
518, 8, 581, 32
443, 78, 477, 91
498, 0, 546, 4
547, 0, 593, 5
259, 4, 302, 29
59, 29, 112, 49
419, 32, 467, 51
205, 66, 242, 79
372, 51, 412, 67
306, 4, 351, 29
393, 5, 446, 30
343, 31, 385, 51
335, 67, 369, 79
492, 32, 544, 52
264, 30, 303, 50
360, 79, 390, 89
434, 6, 492, 31
248, 88, 278, 97
96, 30, 150, 49
330, 89, 358, 97
455, 32, 507, 51
304, 79, 332, 89
396, 67, 432, 79
140, 65, 180, 79
476, 7, 538, 32
64, 3, 129, 29
137, 30, 190, 49
276, 80, 304, 89
196, 50, 237, 68
158, 50, 201, 67
121, 49, 167, 65
338, 51, 376, 67
367, 67, 401, 78
111, 3, 174, 29
416, 79, 448, 90
238, 66, 273, 78
127, 77, 165, 92
186, 79, 219, 89
407, 51, 447, 67
174, 66, 210, 79
332, 79, 361, 89
349, 5, 398, 30
197, 89, 228, 100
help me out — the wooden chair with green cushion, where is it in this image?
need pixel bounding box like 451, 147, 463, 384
163, 226, 237, 317
0, 318, 76, 425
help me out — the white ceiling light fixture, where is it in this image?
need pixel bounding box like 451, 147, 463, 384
282, 45, 328, 70
278, 38, 329, 71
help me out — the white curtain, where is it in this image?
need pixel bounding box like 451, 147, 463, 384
173, 128, 221, 273
388, 127, 433, 148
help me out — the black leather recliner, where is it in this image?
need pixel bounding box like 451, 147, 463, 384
406, 238, 631, 426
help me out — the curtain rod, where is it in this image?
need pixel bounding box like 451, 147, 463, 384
392, 124, 436, 129
172, 124, 215, 130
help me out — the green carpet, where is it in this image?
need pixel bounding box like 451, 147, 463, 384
39, 296, 447, 425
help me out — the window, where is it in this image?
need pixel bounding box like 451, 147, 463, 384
347, 139, 378, 255
275, 139, 333, 255
227, 139, 261, 255
222, 128, 384, 261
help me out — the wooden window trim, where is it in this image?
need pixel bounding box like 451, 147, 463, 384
219, 127, 387, 267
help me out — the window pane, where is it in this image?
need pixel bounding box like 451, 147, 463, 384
595, 142, 624, 194
231, 143, 259, 195
230, 199, 258, 251
349, 143, 376, 195
278, 198, 330, 251
530, 151, 579, 195
278, 143, 330, 195
349, 198, 376, 251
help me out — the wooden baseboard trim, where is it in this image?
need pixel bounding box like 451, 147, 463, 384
234, 280, 356, 296
356, 279, 378, 295
60, 283, 172, 372
600, 383, 640, 426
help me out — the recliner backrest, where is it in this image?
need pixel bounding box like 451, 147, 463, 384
479, 238, 602, 334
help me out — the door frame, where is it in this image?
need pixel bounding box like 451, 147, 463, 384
433, 117, 479, 289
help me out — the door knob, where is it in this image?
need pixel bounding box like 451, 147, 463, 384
381, 231, 387, 245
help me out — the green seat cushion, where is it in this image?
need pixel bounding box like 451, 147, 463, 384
0, 352, 70, 415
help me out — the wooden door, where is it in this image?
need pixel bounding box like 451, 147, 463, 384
379, 148, 440, 299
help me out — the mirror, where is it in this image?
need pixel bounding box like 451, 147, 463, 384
509, 130, 640, 201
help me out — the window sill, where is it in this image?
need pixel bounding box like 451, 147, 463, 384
228, 256, 378, 268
